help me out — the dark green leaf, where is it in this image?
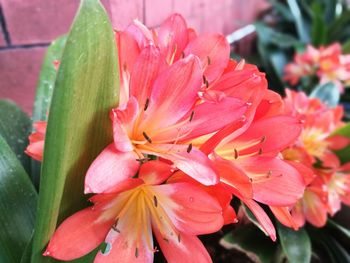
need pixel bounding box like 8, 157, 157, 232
311, 2, 327, 45
20, 236, 33, 263
30, 0, 119, 262
0, 135, 37, 262
277, 223, 311, 263
309, 82, 340, 107
342, 39, 350, 54
220, 224, 276, 263
0, 100, 31, 174
328, 10, 350, 42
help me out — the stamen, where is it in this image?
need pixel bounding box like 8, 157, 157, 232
207, 56, 211, 65
234, 148, 239, 159
189, 111, 195, 122
181, 51, 185, 58
153, 195, 158, 207
136, 157, 150, 163
261, 136, 266, 143
112, 218, 120, 233
142, 132, 152, 143
187, 143, 193, 153
258, 148, 263, 155
144, 98, 150, 111
163, 237, 169, 243
135, 247, 139, 258
123, 62, 127, 71
202, 75, 209, 88
178, 234, 181, 243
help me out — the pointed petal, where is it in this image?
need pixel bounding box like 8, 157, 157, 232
139, 160, 174, 185
44, 207, 114, 261
239, 157, 305, 206
285, 160, 315, 185
144, 55, 202, 130
270, 206, 299, 230
214, 158, 253, 198
85, 144, 139, 194
111, 96, 139, 152
327, 135, 350, 150
25, 140, 44, 161
157, 14, 189, 63
241, 198, 276, 241
154, 228, 212, 263
223, 205, 237, 225
129, 45, 162, 107
303, 189, 328, 227
184, 34, 230, 82
152, 182, 223, 235
125, 20, 154, 48
234, 115, 301, 154
144, 144, 218, 185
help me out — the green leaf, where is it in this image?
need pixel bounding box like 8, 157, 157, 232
277, 223, 311, 263
241, 203, 271, 237
20, 236, 33, 263
332, 122, 350, 163
309, 82, 340, 107
31, 35, 67, 188
33, 35, 67, 122
220, 224, 276, 263
311, 2, 327, 45
328, 10, 350, 42
0, 135, 37, 263
342, 39, 350, 54
30, 0, 119, 262
287, 0, 310, 42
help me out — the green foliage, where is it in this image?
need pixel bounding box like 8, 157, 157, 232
277, 223, 311, 263
332, 122, 350, 163
30, 0, 119, 262
309, 82, 340, 107
0, 100, 31, 174
0, 135, 37, 262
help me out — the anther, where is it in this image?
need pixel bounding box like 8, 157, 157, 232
181, 51, 185, 58
189, 111, 195, 122
267, 170, 272, 177
187, 143, 193, 153
163, 237, 169, 243
258, 148, 263, 155
112, 218, 120, 233
143, 132, 152, 143
153, 195, 158, 207
136, 157, 150, 163
123, 62, 127, 71
202, 75, 209, 88
144, 98, 150, 111
207, 56, 211, 65
178, 234, 181, 243
261, 135, 266, 143
234, 148, 239, 159
135, 247, 139, 258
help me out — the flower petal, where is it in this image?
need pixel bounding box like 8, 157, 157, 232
144, 55, 202, 130
129, 45, 162, 108
152, 182, 223, 235
239, 157, 305, 206
270, 206, 299, 230
184, 34, 229, 82
44, 207, 114, 261
25, 140, 44, 161
157, 14, 189, 63
85, 144, 139, 194
144, 144, 218, 185
139, 160, 174, 185
154, 228, 212, 263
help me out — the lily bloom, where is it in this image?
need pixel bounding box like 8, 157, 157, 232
25, 121, 46, 161
44, 161, 223, 263
85, 52, 247, 194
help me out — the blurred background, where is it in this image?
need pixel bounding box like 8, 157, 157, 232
0, 0, 269, 115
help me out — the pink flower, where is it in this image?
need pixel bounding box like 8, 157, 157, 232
25, 121, 46, 161
44, 161, 223, 263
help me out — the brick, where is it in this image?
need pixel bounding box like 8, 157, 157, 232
144, 0, 173, 27
109, 0, 143, 30
1, 0, 111, 45
0, 26, 6, 47
0, 48, 46, 114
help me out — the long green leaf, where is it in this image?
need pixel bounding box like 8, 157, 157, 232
30, 0, 119, 261
31, 35, 67, 189
0, 135, 37, 262
277, 223, 311, 263
0, 100, 31, 173
287, 0, 310, 42
309, 82, 340, 107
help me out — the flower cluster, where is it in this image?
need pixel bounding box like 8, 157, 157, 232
282, 89, 350, 227
24, 14, 349, 263
284, 43, 350, 92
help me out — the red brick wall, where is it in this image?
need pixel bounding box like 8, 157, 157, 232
0, 0, 269, 115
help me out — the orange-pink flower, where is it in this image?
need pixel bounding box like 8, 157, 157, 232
25, 121, 46, 161
44, 161, 223, 262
